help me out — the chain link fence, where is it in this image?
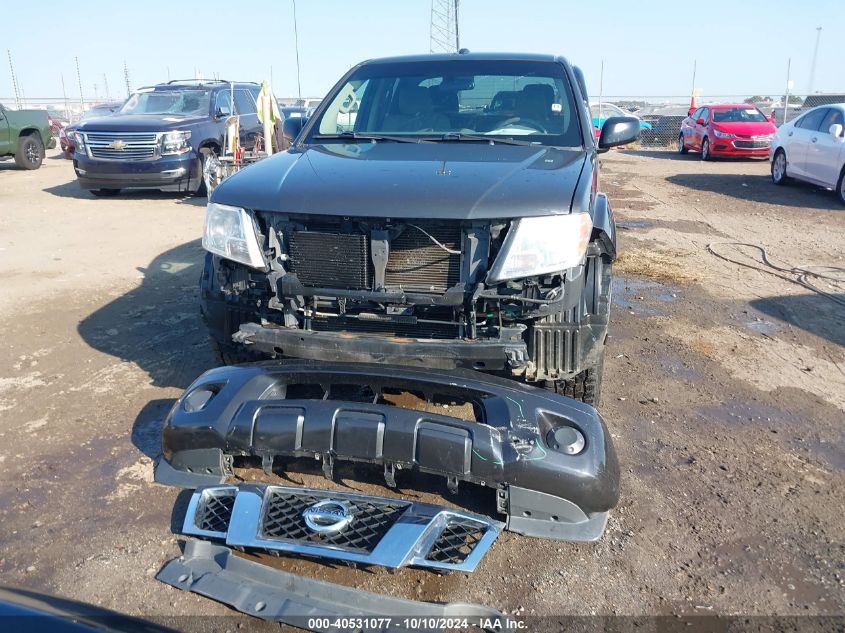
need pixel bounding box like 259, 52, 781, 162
589, 93, 845, 148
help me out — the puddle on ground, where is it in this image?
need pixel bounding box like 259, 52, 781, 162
658, 352, 704, 382
696, 401, 844, 471
743, 318, 784, 335
613, 277, 679, 316
713, 541, 833, 609
617, 219, 655, 230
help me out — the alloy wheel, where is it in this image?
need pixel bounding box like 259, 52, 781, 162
773, 152, 786, 182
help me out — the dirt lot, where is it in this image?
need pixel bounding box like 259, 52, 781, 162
0, 148, 843, 629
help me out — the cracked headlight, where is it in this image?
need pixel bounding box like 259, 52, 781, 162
487, 213, 593, 283
202, 203, 266, 269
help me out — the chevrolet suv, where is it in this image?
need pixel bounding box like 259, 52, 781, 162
199, 52, 639, 405
72, 79, 260, 196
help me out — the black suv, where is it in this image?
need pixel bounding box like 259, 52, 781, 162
72, 79, 260, 196
199, 53, 639, 405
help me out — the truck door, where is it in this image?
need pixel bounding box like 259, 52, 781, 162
0, 105, 11, 153
233, 89, 261, 150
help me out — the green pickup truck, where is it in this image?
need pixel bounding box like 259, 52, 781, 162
0, 103, 53, 169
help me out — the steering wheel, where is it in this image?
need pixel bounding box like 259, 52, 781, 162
496, 117, 548, 133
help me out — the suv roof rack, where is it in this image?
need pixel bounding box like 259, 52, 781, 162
164, 79, 259, 86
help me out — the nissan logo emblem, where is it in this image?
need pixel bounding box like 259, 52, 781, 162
302, 499, 354, 535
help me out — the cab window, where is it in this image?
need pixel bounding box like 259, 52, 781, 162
795, 108, 829, 131
234, 90, 257, 116
214, 91, 233, 116
819, 108, 844, 135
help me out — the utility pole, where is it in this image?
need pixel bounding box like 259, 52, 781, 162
7, 49, 21, 108
690, 60, 697, 99
807, 27, 822, 95
75, 56, 85, 109
102, 73, 110, 101
123, 60, 131, 96
784, 58, 793, 125
292, 0, 302, 99
61, 73, 69, 119
454, 0, 460, 50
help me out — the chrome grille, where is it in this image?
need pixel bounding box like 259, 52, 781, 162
181, 485, 503, 572
425, 517, 488, 564
84, 132, 159, 160
195, 489, 236, 534
260, 489, 407, 553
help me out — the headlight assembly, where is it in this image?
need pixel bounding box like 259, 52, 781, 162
202, 203, 267, 269
161, 130, 192, 155
487, 213, 593, 283
712, 129, 735, 139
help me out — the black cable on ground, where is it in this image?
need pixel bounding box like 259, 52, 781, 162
706, 242, 845, 309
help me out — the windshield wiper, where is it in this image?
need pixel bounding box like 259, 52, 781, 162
312, 132, 430, 144
424, 132, 538, 146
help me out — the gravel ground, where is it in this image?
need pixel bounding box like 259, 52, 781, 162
0, 148, 843, 630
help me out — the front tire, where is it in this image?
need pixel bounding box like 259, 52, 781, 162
836, 166, 845, 206
771, 149, 789, 185
554, 356, 605, 407
14, 133, 45, 170
678, 133, 688, 154
700, 137, 711, 161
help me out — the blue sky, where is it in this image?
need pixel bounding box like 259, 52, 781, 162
2, 0, 842, 102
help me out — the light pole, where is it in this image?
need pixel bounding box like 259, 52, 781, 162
807, 27, 821, 95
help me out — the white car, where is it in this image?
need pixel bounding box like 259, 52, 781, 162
770, 103, 845, 204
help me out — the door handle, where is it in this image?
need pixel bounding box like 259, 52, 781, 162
811, 137, 817, 143
788, 131, 793, 136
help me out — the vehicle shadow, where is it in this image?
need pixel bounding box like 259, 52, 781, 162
622, 148, 770, 162
77, 239, 216, 390
621, 149, 693, 161
666, 173, 843, 210
42, 180, 206, 205
750, 293, 845, 347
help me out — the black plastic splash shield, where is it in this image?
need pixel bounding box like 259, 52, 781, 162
155, 360, 619, 541
157, 540, 513, 632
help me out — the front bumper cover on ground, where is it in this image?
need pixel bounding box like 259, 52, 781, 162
155, 360, 619, 541
158, 540, 513, 632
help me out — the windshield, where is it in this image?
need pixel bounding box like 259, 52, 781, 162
120, 90, 211, 116
712, 107, 768, 123
590, 103, 625, 118
309, 59, 583, 147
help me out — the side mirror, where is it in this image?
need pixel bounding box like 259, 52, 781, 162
696, 117, 705, 125
830, 123, 844, 140
598, 116, 640, 152
282, 116, 308, 145
215, 107, 231, 119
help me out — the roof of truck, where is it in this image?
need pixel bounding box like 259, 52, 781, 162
362, 51, 568, 65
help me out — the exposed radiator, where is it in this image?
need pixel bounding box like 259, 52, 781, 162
288, 230, 371, 289
385, 222, 461, 293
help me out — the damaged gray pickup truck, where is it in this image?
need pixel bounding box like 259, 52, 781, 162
154, 52, 637, 627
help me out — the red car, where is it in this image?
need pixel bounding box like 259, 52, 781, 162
678, 103, 776, 159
